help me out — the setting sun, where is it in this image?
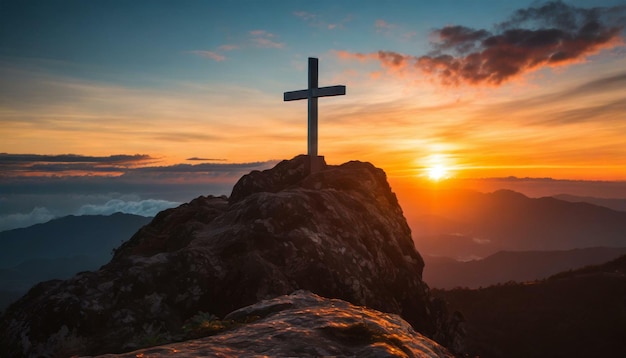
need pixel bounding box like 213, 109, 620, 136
426, 165, 449, 181
420, 152, 454, 181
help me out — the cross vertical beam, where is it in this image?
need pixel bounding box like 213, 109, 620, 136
308, 57, 319, 157
283, 57, 346, 173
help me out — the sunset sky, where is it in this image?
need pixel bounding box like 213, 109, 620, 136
1, 0, 625, 229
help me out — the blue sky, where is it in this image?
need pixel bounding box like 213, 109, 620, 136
1, 0, 625, 230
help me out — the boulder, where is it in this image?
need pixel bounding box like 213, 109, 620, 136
91, 290, 454, 358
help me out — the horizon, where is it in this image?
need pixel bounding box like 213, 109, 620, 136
1, 0, 625, 229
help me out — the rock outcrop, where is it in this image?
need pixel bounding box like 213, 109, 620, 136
0, 155, 461, 356
92, 290, 454, 358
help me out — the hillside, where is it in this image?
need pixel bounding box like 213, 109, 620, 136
554, 194, 626, 212
0, 213, 153, 268
424, 247, 626, 289
0, 213, 152, 312
406, 189, 626, 259
434, 254, 626, 358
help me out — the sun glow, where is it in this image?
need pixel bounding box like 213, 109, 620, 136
420, 152, 455, 181
426, 164, 449, 181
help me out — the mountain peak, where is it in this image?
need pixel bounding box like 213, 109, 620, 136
0, 156, 460, 356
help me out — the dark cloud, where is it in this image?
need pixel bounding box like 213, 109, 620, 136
340, 1, 625, 86
186, 157, 228, 161
0, 153, 277, 180
0, 154, 157, 176
126, 161, 276, 174
0, 153, 153, 164
421, 1, 624, 85
433, 26, 491, 53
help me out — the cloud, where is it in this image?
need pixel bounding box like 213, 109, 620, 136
189, 44, 237, 62
0, 153, 156, 176
0, 153, 277, 179
186, 157, 227, 161
249, 30, 284, 49
0, 207, 55, 231
76, 199, 180, 217
189, 30, 284, 62
479, 71, 626, 126
293, 11, 316, 21
218, 44, 238, 51
293, 10, 349, 30
189, 50, 226, 62
337, 1, 625, 86
0, 153, 152, 164
375, 20, 391, 29
375, 19, 394, 33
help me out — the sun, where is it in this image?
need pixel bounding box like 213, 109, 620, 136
426, 164, 449, 181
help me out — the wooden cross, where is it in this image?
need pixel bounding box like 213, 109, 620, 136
284, 57, 346, 172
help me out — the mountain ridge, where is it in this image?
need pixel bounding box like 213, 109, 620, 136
424, 247, 626, 289
0, 155, 459, 357
0, 213, 153, 268
407, 188, 626, 259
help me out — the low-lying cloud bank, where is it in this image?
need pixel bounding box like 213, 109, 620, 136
0, 156, 278, 231
0, 207, 56, 232
76, 199, 181, 217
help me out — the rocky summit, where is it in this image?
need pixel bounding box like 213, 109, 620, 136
0, 155, 461, 357
92, 290, 454, 358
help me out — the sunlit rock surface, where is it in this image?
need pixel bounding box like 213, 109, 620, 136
93, 291, 454, 358
0, 155, 461, 356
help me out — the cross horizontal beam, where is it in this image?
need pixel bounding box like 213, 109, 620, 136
283, 85, 346, 101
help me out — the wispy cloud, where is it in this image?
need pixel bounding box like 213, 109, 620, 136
293, 10, 350, 30
337, 1, 626, 86
293, 11, 316, 22
249, 30, 284, 49
218, 44, 238, 51
190, 30, 283, 61
189, 44, 238, 62
375, 19, 394, 33
188, 50, 226, 62
0, 207, 55, 231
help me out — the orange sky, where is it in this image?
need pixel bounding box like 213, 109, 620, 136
2, 56, 625, 181
1, 1, 625, 182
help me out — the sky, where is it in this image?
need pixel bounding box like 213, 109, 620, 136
1, 0, 626, 230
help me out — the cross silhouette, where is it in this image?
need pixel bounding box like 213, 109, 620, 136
284, 57, 346, 172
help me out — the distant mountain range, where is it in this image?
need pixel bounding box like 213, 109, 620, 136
405, 189, 626, 260
554, 194, 626, 212
424, 247, 626, 289
0, 213, 152, 311
435, 254, 626, 358
0, 213, 152, 268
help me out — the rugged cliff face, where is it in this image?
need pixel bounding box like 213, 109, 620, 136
0, 155, 460, 356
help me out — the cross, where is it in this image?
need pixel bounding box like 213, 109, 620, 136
284, 57, 346, 172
